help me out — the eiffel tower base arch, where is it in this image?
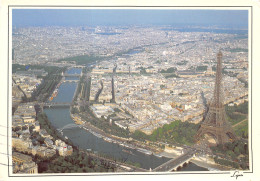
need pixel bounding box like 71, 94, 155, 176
196, 124, 236, 145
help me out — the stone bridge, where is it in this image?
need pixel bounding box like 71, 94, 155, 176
63, 79, 79, 83
153, 150, 196, 172
42, 102, 72, 108
58, 123, 83, 132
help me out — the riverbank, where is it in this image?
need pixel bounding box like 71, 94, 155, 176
71, 113, 163, 157
71, 110, 229, 171
192, 156, 233, 171
70, 104, 236, 172
159, 151, 180, 159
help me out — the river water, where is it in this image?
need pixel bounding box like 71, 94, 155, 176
44, 68, 208, 171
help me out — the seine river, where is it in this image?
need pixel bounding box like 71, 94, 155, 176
44, 68, 208, 171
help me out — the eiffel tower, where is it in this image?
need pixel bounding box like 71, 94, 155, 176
196, 51, 236, 145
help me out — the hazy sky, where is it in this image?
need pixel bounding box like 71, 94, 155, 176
12, 9, 248, 28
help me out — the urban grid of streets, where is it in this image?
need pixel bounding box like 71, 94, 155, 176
12, 25, 248, 172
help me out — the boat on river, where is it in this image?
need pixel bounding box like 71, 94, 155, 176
90, 131, 103, 138
137, 148, 153, 155
154, 153, 162, 158
52, 89, 59, 97
104, 137, 113, 142
122, 149, 134, 155
124, 144, 136, 150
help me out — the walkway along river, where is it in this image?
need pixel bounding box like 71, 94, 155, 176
44, 68, 208, 171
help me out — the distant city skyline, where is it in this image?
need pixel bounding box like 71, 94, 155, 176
12, 9, 248, 29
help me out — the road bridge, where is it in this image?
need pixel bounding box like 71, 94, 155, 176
42, 102, 72, 108
63, 73, 81, 77
73, 65, 85, 68
58, 123, 83, 132
63, 79, 79, 83
153, 150, 196, 172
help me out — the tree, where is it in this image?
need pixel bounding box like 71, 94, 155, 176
38, 136, 45, 144
77, 167, 83, 173
241, 162, 247, 170
158, 127, 163, 137
225, 142, 235, 151
14, 127, 21, 132
234, 147, 240, 156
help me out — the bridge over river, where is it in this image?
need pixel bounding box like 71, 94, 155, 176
63, 73, 81, 77
62, 79, 79, 83
153, 150, 196, 172
41, 102, 72, 108
57, 123, 83, 132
